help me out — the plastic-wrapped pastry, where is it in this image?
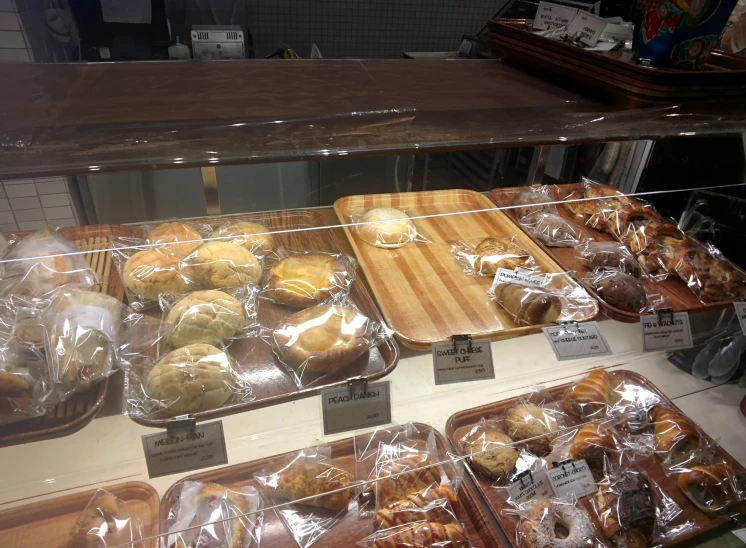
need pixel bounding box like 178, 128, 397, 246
492, 284, 562, 326
562, 369, 612, 419
374, 483, 460, 529
164, 290, 246, 348
574, 241, 641, 277
184, 241, 262, 288
146, 221, 202, 256
649, 406, 701, 462
587, 269, 648, 314
364, 522, 469, 548
376, 455, 442, 510
123, 249, 194, 302
265, 252, 353, 308
520, 499, 597, 548
677, 463, 739, 514
461, 425, 519, 480
0, 360, 48, 425
596, 472, 656, 547
569, 422, 617, 470
209, 221, 275, 256
520, 212, 581, 247
357, 207, 418, 248
512, 188, 557, 219
66, 490, 143, 548
504, 402, 558, 456
473, 237, 531, 276
43, 288, 124, 397
264, 459, 353, 511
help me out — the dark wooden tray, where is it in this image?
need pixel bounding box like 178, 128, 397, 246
127, 210, 399, 428
0, 224, 132, 448
489, 184, 746, 323
160, 423, 505, 547
445, 369, 746, 547
0, 481, 159, 548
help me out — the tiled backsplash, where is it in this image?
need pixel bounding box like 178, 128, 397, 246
0, 0, 31, 62
0, 177, 79, 232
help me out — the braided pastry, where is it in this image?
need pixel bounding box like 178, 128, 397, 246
376, 456, 442, 509
373, 522, 468, 548
493, 284, 562, 326
569, 422, 617, 470
678, 463, 738, 513
374, 484, 459, 529
623, 221, 684, 277
649, 406, 700, 461
562, 369, 612, 419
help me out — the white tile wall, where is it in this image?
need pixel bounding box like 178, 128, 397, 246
0, 1, 15, 12
0, 12, 19, 30
0, 1, 31, 62
0, 176, 79, 232
0, 29, 24, 48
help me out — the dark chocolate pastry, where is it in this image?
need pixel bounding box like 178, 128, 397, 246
583, 241, 642, 277
597, 472, 656, 548
593, 271, 647, 313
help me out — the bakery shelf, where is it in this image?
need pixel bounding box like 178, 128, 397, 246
2, 60, 746, 178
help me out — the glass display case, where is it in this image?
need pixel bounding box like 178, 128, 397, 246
0, 58, 745, 548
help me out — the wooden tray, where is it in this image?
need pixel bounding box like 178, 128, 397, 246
0, 481, 159, 548
127, 210, 399, 428
489, 184, 745, 323
334, 189, 598, 350
160, 423, 504, 547
445, 369, 746, 547
0, 224, 131, 448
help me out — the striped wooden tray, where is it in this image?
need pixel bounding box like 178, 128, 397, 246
334, 190, 598, 350
0, 224, 131, 448
160, 423, 504, 548
0, 481, 159, 548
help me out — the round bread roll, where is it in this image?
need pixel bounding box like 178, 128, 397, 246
505, 402, 558, 456
272, 305, 370, 374
266, 253, 349, 308
123, 249, 192, 301
463, 428, 519, 480
147, 222, 202, 256
210, 222, 274, 256
0, 370, 30, 395
187, 242, 262, 289
358, 207, 417, 249
146, 344, 235, 414
166, 290, 246, 348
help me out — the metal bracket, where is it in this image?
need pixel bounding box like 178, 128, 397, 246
348, 378, 368, 399
452, 334, 473, 353
553, 458, 576, 472
166, 414, 196, 436
729, 512, 746, 526
555, 320, 579, 332
657, 308, 675, 325
513, 469, 534, 487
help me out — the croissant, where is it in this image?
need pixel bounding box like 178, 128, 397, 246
376, 456, 442, 509
562, 369, 612, 419
372, 522, 468, 548
493, 283, 562, 326
597, 473, 656, 548
374, 484, 459, 529
272, 460, 353, 511
649, 406, 700, 462
569, 422, 617, 470
678, 463, 738, 513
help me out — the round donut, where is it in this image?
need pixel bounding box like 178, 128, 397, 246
520, 500, 596, 548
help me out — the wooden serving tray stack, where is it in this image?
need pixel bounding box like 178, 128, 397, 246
128, 210, 399, 428
0, 224, 132, 448
489, 184, 746, 323
160, 423, 504, 547
334, 189, 598, 350
446, 370, 746, 547
485, 19, 746, 108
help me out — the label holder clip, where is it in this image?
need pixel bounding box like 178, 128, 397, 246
553, 458, 576, 473
167, 414, 196, 436
657, 308, 674, 325
513, 469, 535, 488
348, 378, 368, 399
554, 320, 579, 332
452, 334, 473, 352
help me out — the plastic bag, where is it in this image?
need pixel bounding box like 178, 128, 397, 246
513, 498, 602, 548
0, 228, 98, 300
605, 200, 662, 242
519, 211, 582, 248
561, 369, 614, 420
112, 238, 197, 309
139, 219, 208, 257
607, 374, 661, 433
346, 207, 431, 249
581, 179, 634, 234
373, 482, 461, 529
269, 299, 392, 389
357, 519, 470, 548
676, 459, 744, 515
160, 285, 260, 349
620, 220, 684, 280
166, 481, 262, 548
511, 186, 558, 220
458, 417, 523, 482
65, 489, 144, 547
573, 241, 642, 278
503, 390, 566, 457
254, 445, 354, 548
181, 241, 263, 290
583, 268, 664, 314
208, 220, 276, 258
262, 250, 356, 309
449, 236, 537, 277
40, 287, 126, 400
647, 404, 706, 470
488, 271, 599, 326
560, 418, 622, 474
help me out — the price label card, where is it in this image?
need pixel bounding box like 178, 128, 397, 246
641, 312, 693, 351
508, 469, 554, 504
432, 339, 495, 385
548, 459, 596, 499
321, 381, 392, 435
567, 11, 609, 45
495, 267, 548, 288
534, 1, 579, 30
542, 321, 612, 361
735, 302, 746, 335
142, 421, 228, 479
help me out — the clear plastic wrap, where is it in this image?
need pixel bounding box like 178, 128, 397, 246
254, 445, 353, 548
65, 489, 145, 547
512, 498, 602, 548
458, 417, 524, 483
573, 241, 642, 278
181, 241, 263, 290
113, 238, 197, 309
208, 220, 276, 259
605, 199, 663, 242
561, 369, 614, 420
548, 418, 622, 475
140, 219, 209, 257
620, 220, 683, 280
160, 285, 260, 349
488, 271, 599, 326
373, 482, 462, 529
647, 404, 706, 470
166, 481, 262, 548
518, 211, 583, 248
449, 236, 537, 277
607, 373, 662, 434
583, 268, 665, 315
262, 250, 357, 309
675, 459, 745, 515
511, 186, 558, 220
0, 228, 98, 300
357, 519, 470, 548
268, 298, 392, 389
346, 207, 431, 249
502, 391, 566, 457
580, 179, 634, 234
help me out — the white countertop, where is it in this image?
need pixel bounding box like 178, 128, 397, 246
0, 319, 744, 545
